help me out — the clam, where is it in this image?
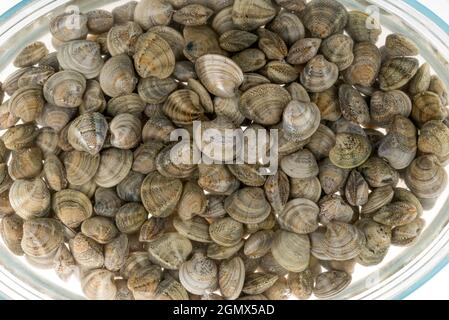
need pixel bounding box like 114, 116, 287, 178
264, 170, 290, 214
9, 178, 50, 220
39, 52, 60, 71
174, 61, 197, 82
287, 38, 321, 65
412, 91, 446, 126
81, 216, 118, 244
3, 68, 32, 96
391, 218, 425, 246
224, 187, 271, 224
257, 28, 288, 61
278, 198, 319, 234
219, 30, 258, 52
338, 84, 370, 125
305, 124, 336, 160
271, 230, 310, 273
43, 154, 68, 192
132, 141, 165, 175
139, 217, 165, 242
43, 70, 86, 108
196, 54, 244, 98
321, 34, 354, 71
8, 147, 42, 180
198, 164, 240, 195
241, 73, 270, 91
227, 164, 266, 187
107, 22, 143, 56
232, 0, 276, 31
319, 194, 354, 225
68, 112, 108, 155
53, 244, 76, 280
154, 277, 189, 300
0, 214, 24, 255
109, 113, 142, 150
300, 55, 339, 93
290, 177, 321, 203
115, 203, 148, 234
288, 270, 313, 300
209, 217, 243, 247
94, 187, 122, 218
361, 186, 394, 216
81, 269, 117, 300
418, 120, 449, 163
373, 201, 418, 227
212, 6, 236, 35
147, 232, 192, 270
0, 190, 14, 216
173, 216, 211, 243
80, 80, 107, 114
261, 61, 298, 84
127, 265, 163, 299
385, 33, 419, 57
343, 42, 381, 87
240, 84, 291, 126
232, 48, 266, 72
138, 77, 177, 105
242, 272, 278, 295
69, 180, 97, 200
100, 54, 137, 98
345, 170, 369, 207
429, 75, 448, 106
183, 25, 224, 62
179, 252, 218, 295
148, 25, 185, 61
120, 251, 152, 279
21, 218, 63, 259
281, 149, 319, 179
14, 41, 48, 68
63, 150, 100, 186
134, 32, 175, 79
86, 9, 114, 34
409, 63, 431, 96
268, 11, 305, 46
188, 79, 214, 114
37, 104, 76, 133
405, 155, 448, 200
163, 89, 204, 126
318, 158, 349, 195
244, 230, 274, 259
173, 4, 213, 26
8, 86, 44, 123
302, 0, 347, 38
142, 111, 175, 143
370, 90, 412, 127
310, 86, 341, 121
219, 256, 245, 300
53, 189, 93, 228
329, 133, 372, 169
379, 57, 419, 91
0, 100, 19, 130
356, 219, 391, 266
201, 195, 226, 219
345, 10, 382, 43
313, 271, 351, 299
18, 65, 55, 87
57, 40, 104, 79
282, 100, 321, 142
141, 171, 183, 218
116, 171, 144, 203
177, 182, 207, 220
358, 156, 399, 188
95, 148, 133, 188
207, 241, 243, 261
378, 115, 417, 170
286, 82, 310, 103
155, 142, 196, 179
134, 0, 173, 30
50, 12, 88, 42
107, 94, 146, 116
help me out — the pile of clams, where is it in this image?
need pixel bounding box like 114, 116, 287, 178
0, 0, 448, 300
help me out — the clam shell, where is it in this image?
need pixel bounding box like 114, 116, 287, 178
361, 186, 394, 216
310, 86, 342, 121
412, 91, 446, 126
148, 232, 192, 270
127, 265, 163, 299
134, 0, 173, 30
343, 42, 381, 87
345, 170, 369, 207
385, 33, 419, 57
391, 218, 425, 247
107, 22, 143, 56
329, 133, 372, 169
95, 148, 133, 188
148, 25, 185, 61
232, 0, 276, 31
8, 146, 43, 180
319, 194, 354, 225
94, 187, 123, 218
300, 55, 338, 93
318, 158, 349, 195
53, 189, 93, 228
321, 34, 354, 71
227, 164, 266, 187
242, 272, 278, 295
174, 60, 197, 82
37, 104, 76, 133
3, 68, 32, 96
107, 94, 146, 116
177, 181, 207, 220
356, 219, 391, 266
18, 65, 55, 87
418, 120, 449, 163
219, 29, 258, 52
21, 218, 63, 258
209, 217, 243, 247
338, 84, 370, 126
429, 75, 449, 106
50, 12, 88, 42
81, 269, 117, 300
68, 112, 108, 155
109, 113, 142, 150
112, 1, 138, 24
345, 10, 381, 43
57, 40, 104, 79
183, 25, 224, 62
1, 214, 24, 255
81, 216, 118, 244
9, 178, 50, 220
86, 9, 113, 34
288, 270, 313, 300
240, 84, 291, 126
163, 89, 204, 126
278, 198, 319, 234
207, 241, 243, 260
173, 216, 211, 243
219, 256, 245, 300
132, 141, 165, 175
80, 80, 107, 114
141, 171, 183, 218
9, 86, 44, 123
43, 70, 86, 108
36, 127, 61, 156
212, 6, 236, 35
258, 28, 288, 61
224, 187, 271, 224
264, 170, 290, 214
154, 277, 189, 300
232, 48, 266, 72
244, 230, 274, 259
63, 150, 100, 186
53, 244, 76, 280
287, 38, 321, 65
179, 252, 218, 295
370, 90, 412, 127
281, 149, 319, 179
115, 203, 148, 234
358, 156, 399, 188
409, 63, 431, 96
117, 171, 144, 203
271, 230, 310, 273
373, 201, 418, 227
139, 217, 165, 242
100, 54, 137, 98
173, 4, 213, 26
196, 54, 244, 98
282, 100, 321, 142
302, 0, 348, 38
313, 271, 351, 299
43, 154, 67, 192
14, 41, 48, 68
290, 177, 321, 202
268, 11, 305, 46
138, 77, 177, 105
379, 57, 419, 91
198, 164, 240, 195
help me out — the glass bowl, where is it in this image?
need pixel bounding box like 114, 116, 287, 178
1, 0, 449, 300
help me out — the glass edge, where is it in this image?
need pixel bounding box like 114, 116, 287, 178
0, 0, 34, 23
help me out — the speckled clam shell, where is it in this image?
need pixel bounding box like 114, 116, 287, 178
264, 170, 290, 214
173, 4, 213, 26
224, 187, 271, 224
379, 57, 419, 91
81, 268, 116, 300
134, 0, 173, 30
179, 252, 218, 295
163, 89, 204, 126
227, 164, 266, 187
43, 70, 86, 108
86, 9, 113, 35
288, 270, 313, 300
9, 178, 50, 220
318, 194, 354, 225
198, 164, 240, 195
43, 154, 67, 192
21, 218, 63, 258
358, 156, 399, 188
241, 73, 270, 91
345, 170, 369, 207
209, 216, 243, 248
8, 146, 42, 180
287, 38, 321, 65
310, 86, 341, 121
68, 112, 108, 155
52, 189, 93, 228
187, 79, 214, 113
94, 187, 123, 218
218, 256, 245, 300
409, 63, 431, 96
262, 61, 299, 84
231, 0, 276, 31
155, 143, 196, 179
154, 276, 189, 300
355, 219, 391, 266
418, 120, 449, 163
116, 171, 144, 203
280, 149, 319, 179
14, 41, 48, 68
146, 25, 185, 61
0, 100, 19, 130
411, 91, 446, 126
268, 11, 305, 46
271, 230, 310, 273
429, 75, 448, 106
391, 218, 425, 247
338, 84, 370, 125
81, 216, 118, 245
278, 198, 319, 234
318, 157, 350, 195
57, 40, 104, 79
134, 32, 175, 79
361, 186, 394, 216
132, 141, 164, 175
3, 68, 32, 96
173, 216, 211, 243
80, 80, 106, 114
8, 85, 44, 123
139, 217, 165, 242
177, 181, 208, 220
95, 148, 133, 188
289, 177, 321, 203
321, 34, 354, 71
345, 10, 382, 43
141, 171, 183, 218
329, 133, 372, 169
313, 271, 351, 299
370, 90, 412, 127
100, 54, 137, 98
195, 54, 243, 98
107, 21, 142, 56
302, 0, 348, 39
372, 201, 418, 227
127, 264, 162, 299
240, 84, 290, 126
405, 155, 448, 199
219, 30, 257, 52
147, 232, 192, 270
385, 33, 419, 57
50, 12, 88, 42
115, 203, 147, 234
232, 48, 267, 72
300, 55, 338, 93
242, 272, 278, 295
1, 215, 24, 255
18, 65, 55, 87
63, 150, 100, 186
343, 42, 381, 87
282, 100, 320, 142
257, 28, 288, 61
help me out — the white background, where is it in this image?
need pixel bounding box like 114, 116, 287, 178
0, 0, 448, 300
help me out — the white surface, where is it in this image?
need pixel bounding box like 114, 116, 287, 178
0, 0, 448, 300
